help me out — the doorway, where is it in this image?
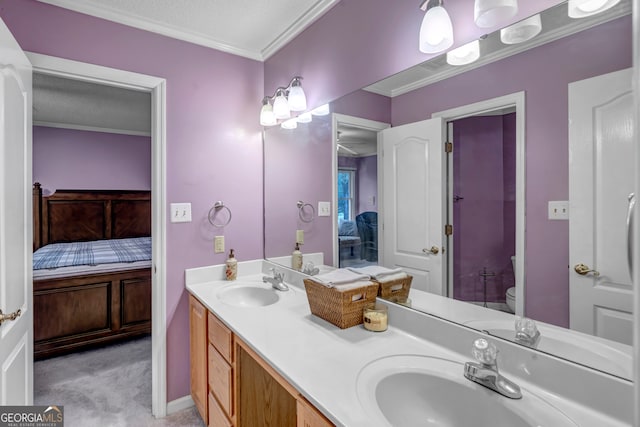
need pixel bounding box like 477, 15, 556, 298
26, 52, 168, 417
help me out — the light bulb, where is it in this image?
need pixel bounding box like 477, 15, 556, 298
288, 80, 307, 111
568, 0, 620, 17
259, 101, 276, 126
500, 14, 541, 44
273, 89, 290, 120
474, 0, 518, 28
446, 40, 480, 66
281, 118, 298, 130
419, 6, 454, 54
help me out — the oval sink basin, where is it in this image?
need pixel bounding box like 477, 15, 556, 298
217, 284, 280, 308
356, 355, 577, 427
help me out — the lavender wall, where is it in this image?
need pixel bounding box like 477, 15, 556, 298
391, 17, 631, 327
1, 0, 264, 401
338, 155, 378, 214
33, 126, 151, 192
265, 0, 562, 112
453, 114, 515, 304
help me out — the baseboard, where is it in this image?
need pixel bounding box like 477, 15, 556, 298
166, 395, 194, 415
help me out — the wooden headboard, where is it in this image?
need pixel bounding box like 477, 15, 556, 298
33, 182, 151, 250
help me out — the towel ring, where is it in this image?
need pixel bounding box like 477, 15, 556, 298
208, 201, 232, 228
297, 200, 315, 223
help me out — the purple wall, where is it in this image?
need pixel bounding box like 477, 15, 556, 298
338, 155, 378, 214
391, 17, 631, 327
33, 126, 151, 192
1, 0, 263, 401
453, 114, 515, 303
265, 0, 562, 111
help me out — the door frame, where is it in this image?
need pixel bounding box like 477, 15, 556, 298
432, 91, 525, 316
331, 114, 389, 267
26, 52, 168, 417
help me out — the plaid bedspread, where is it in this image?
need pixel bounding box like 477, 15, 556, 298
33, 237, 152, 270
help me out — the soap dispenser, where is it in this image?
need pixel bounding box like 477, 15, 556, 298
225, 249, 237, 281
292, 243, 303, 271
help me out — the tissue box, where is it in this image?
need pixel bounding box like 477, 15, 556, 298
303, 279, 379, 329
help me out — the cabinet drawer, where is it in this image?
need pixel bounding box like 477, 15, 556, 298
208, 343, 233, 417
208, 311, 233, 363
208, 392, 232, 427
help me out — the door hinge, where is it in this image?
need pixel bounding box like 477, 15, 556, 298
445, 224, 453, 236
445, 142, 453, 153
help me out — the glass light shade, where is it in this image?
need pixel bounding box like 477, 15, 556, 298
419, 6, 454, 54
446, 40, 480, 66
500, 14, 541, 44
568, 0, 620, 18
281, 118, 298, 130
296, 112, 312, 123
288, 85, 307, 111
474, 0, 518, 28
273, 91, 290, 120
259, 103, 276, 126
311, 104, 330, 116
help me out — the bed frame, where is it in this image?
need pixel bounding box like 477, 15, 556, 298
32, 183, 152, 359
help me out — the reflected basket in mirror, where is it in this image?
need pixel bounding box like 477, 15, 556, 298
376, 275, 412, 301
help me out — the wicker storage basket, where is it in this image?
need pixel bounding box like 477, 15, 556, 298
303, 278, 379, 329
375, 275, 413, 300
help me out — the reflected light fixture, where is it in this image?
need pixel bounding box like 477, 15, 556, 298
281, 118, 298, 130
311, 104, 330, 116
297, 112, 313, 123
568, 0, 620, 18
500, 14, 541, 44
419, 0, 454, 54
446, 40, 480, 66
260, 76, 306, 126
474, 0, 518, 28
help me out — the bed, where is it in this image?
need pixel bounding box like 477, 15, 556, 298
32, 183, 152, 359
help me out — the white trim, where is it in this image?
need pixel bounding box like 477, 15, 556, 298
331, 114, 390, 267
432, 91, 526, 317
33, 121, 151, 137
632, 0, 639, 420
27, 52, 168, 417
166, 395, 194, 415
35, 0, 338, 61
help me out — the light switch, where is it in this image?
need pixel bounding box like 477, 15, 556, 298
548, 201, 569, 220
296, 230, 304, 244
214, 236, 225, 253
170, 203, 192, 223
318, 201, 331, 217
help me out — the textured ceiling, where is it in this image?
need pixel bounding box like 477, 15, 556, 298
36, 0, 339, 61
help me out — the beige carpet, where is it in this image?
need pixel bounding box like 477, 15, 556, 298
34, 336, 205, 427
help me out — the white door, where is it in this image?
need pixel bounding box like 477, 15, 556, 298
381, 117, 446, 295
569, 68, 633, 345
0, 18, 33, 404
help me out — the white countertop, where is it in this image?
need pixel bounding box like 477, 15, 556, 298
185, 261, 633, 427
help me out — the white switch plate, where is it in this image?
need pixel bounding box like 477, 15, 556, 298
318, 201, 331, 217
296, 229, 304, 244
214, 236, 225, 253
548, 200, 569, 220
170, 203, 192, 223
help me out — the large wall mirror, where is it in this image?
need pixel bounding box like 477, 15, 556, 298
263, 0, 634, 380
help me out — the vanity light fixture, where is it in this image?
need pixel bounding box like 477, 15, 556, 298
568, 0, 620, 18
296, 112, 313, 123
311, 103, 330, 116
281, 118, 298, 130
446, 40, 480, 66
500, 14, 542, 44
474, 0, 518, 28
418, 0, 454, 54
260, 76, 306, 126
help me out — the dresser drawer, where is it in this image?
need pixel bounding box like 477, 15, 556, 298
208, 343, 233, 417
208, 392, 232, 427
208, 311, 233, 363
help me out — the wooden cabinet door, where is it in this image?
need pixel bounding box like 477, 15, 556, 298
297, 397, 334, 427
189, 296, 208, 422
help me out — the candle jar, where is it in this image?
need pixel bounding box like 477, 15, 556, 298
363, 304, 388, 332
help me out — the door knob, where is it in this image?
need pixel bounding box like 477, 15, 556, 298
423, 246, 440, 255
574, 263, 600, 277
0, 309, 21, 326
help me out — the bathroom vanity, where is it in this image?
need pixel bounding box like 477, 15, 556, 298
187, 260, 632, 427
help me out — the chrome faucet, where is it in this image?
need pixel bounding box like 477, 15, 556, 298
302, 262, 320, 276
262, 268, 289, 291
464, 338, 522, 399
514, 317, 540, 347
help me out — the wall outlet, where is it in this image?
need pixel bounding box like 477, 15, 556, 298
548, 200, 569, 220
170, 203, 192, 223
214, 236, 225, 253
296, 230, 304, 245
318, 201, 331, 217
